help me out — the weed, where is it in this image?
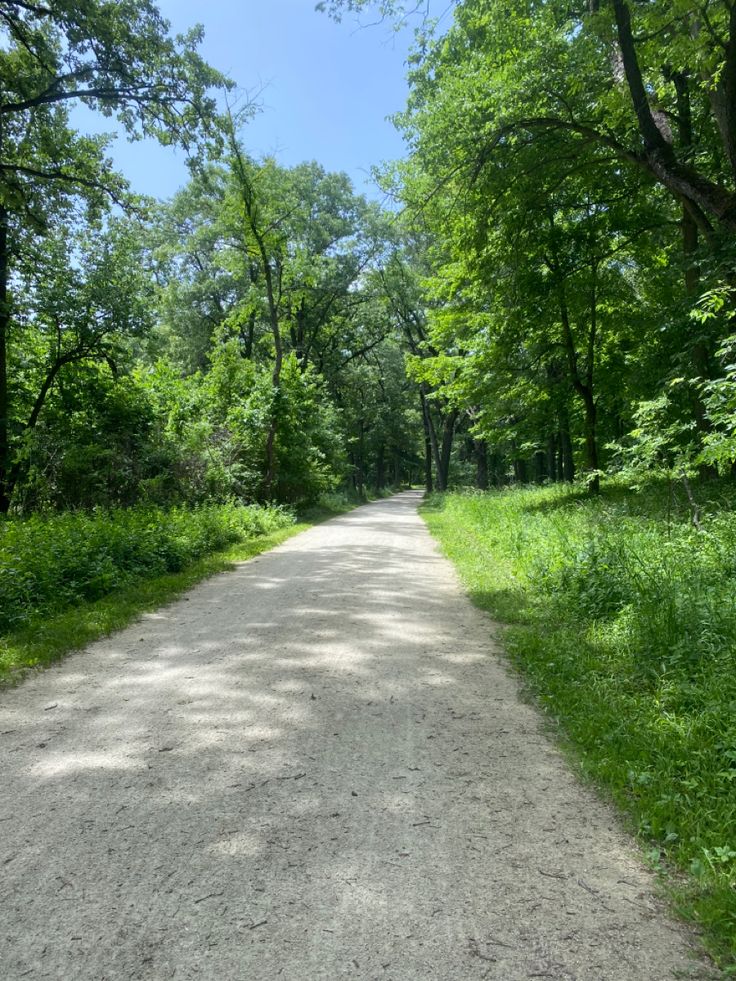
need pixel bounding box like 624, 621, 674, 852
422, 480, 736, 967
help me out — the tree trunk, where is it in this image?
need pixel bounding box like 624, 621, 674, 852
437, 409, 457, 492
547, 433, 557, 482
424, 436, 433, 493
706, 5, 736, 185
241, 312, 256, 360
227, 127, 283, 501
613, 0, 736, 232
582, 389, 599, 493
419, 392, 433, 492
0, 206, 10, 514
375, 443, 385, 491
262, 258, 283, 500
420, 385, 444, 489
559, 408, 575, 483
550, 227, 600, 494
474, 438, 489, 490
672, 70, 713, 439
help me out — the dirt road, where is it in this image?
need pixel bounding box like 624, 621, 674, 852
0, 492, 713, 979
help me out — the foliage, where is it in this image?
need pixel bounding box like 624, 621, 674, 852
423, 481, 736, 965
0, 502, 292, 636
0, 0, 231, 511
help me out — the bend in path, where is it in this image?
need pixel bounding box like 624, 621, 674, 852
0, 491, 715, 980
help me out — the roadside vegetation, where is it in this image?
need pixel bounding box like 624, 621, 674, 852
423, 481, 736, 967
0, 492, 373, 685
3, 0, 736, 960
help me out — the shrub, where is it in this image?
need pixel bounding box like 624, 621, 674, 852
0, 502, 292, 633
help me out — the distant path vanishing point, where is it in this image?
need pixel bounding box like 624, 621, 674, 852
0, 491, 714, 980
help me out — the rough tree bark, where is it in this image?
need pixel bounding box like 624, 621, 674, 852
612, 0, 736, 233
0, 204, 9, 513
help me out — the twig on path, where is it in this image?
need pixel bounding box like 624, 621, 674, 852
194, 890, 224, 905
468, 938, 498, 964
538, 868, 567, 880
577, 877, 617, 912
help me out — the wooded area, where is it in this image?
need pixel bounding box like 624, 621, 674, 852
2, 1, 736, 517
2, 0, 736, 965
0, 1, 424, 518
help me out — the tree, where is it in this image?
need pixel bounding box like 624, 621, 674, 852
321, 0, 736, 237
7, 216, 154, 505
0, 0, 228, 510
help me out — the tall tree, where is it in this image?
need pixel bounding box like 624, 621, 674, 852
0, 0, 228, 510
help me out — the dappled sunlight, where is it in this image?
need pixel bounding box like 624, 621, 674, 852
438, 651, 489, 666
418, 671, 457, 687
0, 492, 700, 980
32, 750, 143, 779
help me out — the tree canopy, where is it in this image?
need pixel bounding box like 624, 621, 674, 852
3, 0, 736, 515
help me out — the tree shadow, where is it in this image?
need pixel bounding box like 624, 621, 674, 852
0, 490, 707, 979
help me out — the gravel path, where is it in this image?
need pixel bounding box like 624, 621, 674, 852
0, 491, 714, 980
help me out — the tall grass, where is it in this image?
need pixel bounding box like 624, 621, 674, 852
422, 480, 736, 968
0, 503, 292, 633
0, 502, 294, 680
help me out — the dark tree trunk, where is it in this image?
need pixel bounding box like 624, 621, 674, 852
241, 312, 256, 360
533, 449, 547, 484
546, 208, 598, 491
547, 433, 558, 482
556, 436, 564, 483
672, 70, 713, 438
424, 435, 433, 493
436, 409, 457, 492
420, 386, 442, 488
704, 5, 736, 185
355, 419, 366, 496
559, 412, 575, 483
262, 258, 283, 500
492, 450, 508, 487
421, 385, 456, 492
418, 391, 434, 492
582, 390, 599, 493
0, 206, 10, 514
613, 0, 736, 232
228, 130, 283, 501
375, 443, 385, 490
512, 443, 527, 484
474, 438, 489, 490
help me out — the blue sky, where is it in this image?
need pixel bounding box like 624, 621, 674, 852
85, 0, 416, 202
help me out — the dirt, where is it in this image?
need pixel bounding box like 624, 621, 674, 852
0, 491, 717, 979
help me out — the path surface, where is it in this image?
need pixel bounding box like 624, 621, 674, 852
0, 492, 714, 980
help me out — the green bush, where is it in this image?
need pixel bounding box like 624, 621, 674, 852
0, 502, 292, 633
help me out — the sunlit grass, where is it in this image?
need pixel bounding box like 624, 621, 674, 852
422, 479, 736, 969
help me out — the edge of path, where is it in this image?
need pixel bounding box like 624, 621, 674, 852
418, 494, 726, 976
0, 495, 398, 689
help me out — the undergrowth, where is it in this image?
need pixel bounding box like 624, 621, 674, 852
422, 479, 736, 970
0, 501, 303, 682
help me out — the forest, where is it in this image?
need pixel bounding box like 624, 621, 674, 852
4, 1, 736, 516
2, 0, 736, 965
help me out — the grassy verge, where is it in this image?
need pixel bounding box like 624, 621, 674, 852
0, 499, 352, 686
421, 480, 736, 970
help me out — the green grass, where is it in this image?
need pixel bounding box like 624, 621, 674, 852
421, 479, 736, 970
0, 499, 349, 686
